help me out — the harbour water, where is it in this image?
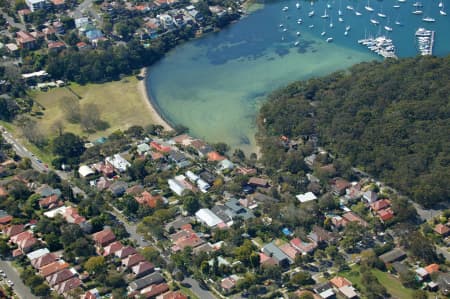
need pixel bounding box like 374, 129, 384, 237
147, 0, 450, 153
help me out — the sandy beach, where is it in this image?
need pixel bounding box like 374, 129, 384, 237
138, 68, 174, 131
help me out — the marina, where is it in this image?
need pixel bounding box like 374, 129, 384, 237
358, 36, 398, 59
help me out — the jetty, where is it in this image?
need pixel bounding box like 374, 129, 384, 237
358, 36, 397, 59
415, 28, 435, 55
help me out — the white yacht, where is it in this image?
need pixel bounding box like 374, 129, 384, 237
338, 17, 344, 22
308, 10, 315, 17
370, 18, 380, 24
422, 16, 436, 22
384, 25, 393, 31
355, 11, 363, 16
365, 0, 375, 12
282, 6, 289, 12
326, 37, 333, 42
296, 2, 300, 9
412, 10, 423, 14
321, 31, 326, 36
346, 5, 354, 11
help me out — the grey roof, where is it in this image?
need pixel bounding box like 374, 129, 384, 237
108, 181, 128, 196
168, 150, 186, 163
392, 262, 409, 275
224, 198, 254, 220
262, 242, 293, 264
211, 205, 233, 223
379, 248, 406, 264
129, 272, 164, 291
252, 192, 278, 203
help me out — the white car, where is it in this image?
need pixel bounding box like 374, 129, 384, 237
7, 279, 13, 286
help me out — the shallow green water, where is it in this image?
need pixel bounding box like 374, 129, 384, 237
147, 0, 450, 153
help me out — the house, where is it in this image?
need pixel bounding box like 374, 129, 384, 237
296, 192, 318, 203
168, 150, 190, 168
54, 276, 81, 295
35, 184, 61, 198
314, 282, 335, 299
137, 143, 150, 155
220, 275, 239, 293
218, 159, 234, 171
379, 248, 406, 264
362, 190, 378, 204
115, 246, 137, 259
172, 134, 193, 146
10, 230, 33, 245
105, 154, 130, 173
436, 272, 450, 296
3, 224, 24, 237
47, 41, 65, 52
92, 228, 116, 247
40, 260, 70, 277
132, 261, 155, 278
378, 208, 394, 222
339, 285, 359, 299
103, 241, 123, 256
50, 0, 65, 9
259, 252, 278, 267
127, 185, 145, 196
224, 198, 254, 220
171, 232, 205, 252
308, 226, 336, 244
18, 235, 37, 253
108, 181, 128, 197
207, 151, 225, 162
345, 183, 362, 200
290, 237, 317, 254
39, 194, 60, 209
156, 291, 187, 299
415, 267, 429, 280
262, 242, 293, 266
31, 252, 57, 269
150, 141, 171, 153
63, 206, 86, 225
330, 276, 352, 289
122, 253, 145, 268
236, 166, 257, 176
248, 177, 269, 188
140, 283, 169, 298
168, 178, 187, 196
82, 288, 100, 299
370, 199, 391, 212
135, 191, 163, 208
128, 272, 165, 292
26, 248, 50, 261
330, 178, 350, 196
434, 224, 450, 236
392, 262, 409, 276
342, 212, 368, 227
424, 263, 439, 275
25, 0, 46, 11
93, 162, 115, 178
278, 243, 299, 260
16, 31, 36, 49
78, 165, 95, 178
46, 268, 76, 286
195, 208, 223, 228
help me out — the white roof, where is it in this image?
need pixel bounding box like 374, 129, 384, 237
339, 286, 358, 298
185, 171, 199, 182
195, 208, 223, 227
105, 154, 130, 172
415, 267, 428, 277
78, 165, 95, 177
319, 289, 335, 299
26, 248, 50, 260
44, 206, 67, 218
197, 179, 210, 193
219, 159, 234, 170
296, 192, 317, 203
168, 179, 186, 196
22, 70, 48, 79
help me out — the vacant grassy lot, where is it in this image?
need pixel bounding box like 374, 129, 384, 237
340, 265, 418, 299
30, 76, 154, 141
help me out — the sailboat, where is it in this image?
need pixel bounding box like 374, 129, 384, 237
413, 2, 423, 7
378, 5, 387, 18
321, 19, 326, 36
422, 16, 436, 22
346, 5, 354, 11
365, 0, 374, 12
370, 18, 380, 25
338, 0, 343, 16
355, 3, 363, 16
308, 10, 315, 17
384, 18, 393, 31
329, 17, 334, 28
338, 17, 344, 22
296, 2, 300, 9
440, 2, 447, 15
321, 8, 329, 18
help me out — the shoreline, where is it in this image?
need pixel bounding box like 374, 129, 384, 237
138, 68, 174, 132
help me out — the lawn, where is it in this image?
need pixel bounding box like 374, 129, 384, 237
29, 76, 154, 141
340, 265, 416, 299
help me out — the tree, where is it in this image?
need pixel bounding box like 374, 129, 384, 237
183, 196, 200, 215
84, 256, 106, 275
290, 271, 313, 287
81, 103, 108, 132
52, 132, 85, 162
33, 283, 50, 297
60, 96, 80, 123
213, 142, 229, 155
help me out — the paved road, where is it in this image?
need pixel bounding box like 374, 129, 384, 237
72, 0, 102, 25
437, 246, 450, 261
182, 277, 217, 299
0, 259, 38, 299
0, 9, 25, 31
110, 207, 150, 248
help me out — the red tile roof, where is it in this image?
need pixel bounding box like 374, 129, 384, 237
39, 194, 59, 209
259, 252, 278, 266
278, 243, 298, 260
330, 276, 352, 288
31, 253, 57, 269
132, 261, 155, 276
135, 191, 162, 208
290, 237, 317, 253
424, 263, 439, 274
64, 207, 86, 224
158, 291, 188, 299
103, 241, 123, 256
248, 177, 269, 187
40, 260, 69, 277
0, 215, 13, 225
122, 253, 145, 268
3, 224, 24, 237
434, 224, 450, 235
140, 283, 169, 298
54, 276, 81, 294
92, 228, 116, 247
46, 268, 75, 286
10, 230, 33, 244
378, 208, 394, 222
342, 211, 369, 227
207, 151, 225, 162
370, 199, 391, 212
114, 245, 137, 259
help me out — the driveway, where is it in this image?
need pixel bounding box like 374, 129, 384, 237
0, 259, 38, 299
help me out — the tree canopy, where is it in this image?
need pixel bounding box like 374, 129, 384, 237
259, 55, 450, 207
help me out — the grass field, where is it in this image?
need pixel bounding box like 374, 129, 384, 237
340, 264, 420, 299
30, 76, 154, 141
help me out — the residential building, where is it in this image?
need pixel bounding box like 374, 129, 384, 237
195, 208, 223, 228
16, 31, 36, 49
132, 261, 155, 278
92, 228, 116, 247
122, 253, 145, 268
262, 242, 293, 266
25, 0, 47, 11
128, 272, 165, 292
379, 248, 406, 264
296, 191, 318, 203
105, 154, 130, 173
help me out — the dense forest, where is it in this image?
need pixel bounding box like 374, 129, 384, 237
258, 55, 450, 207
